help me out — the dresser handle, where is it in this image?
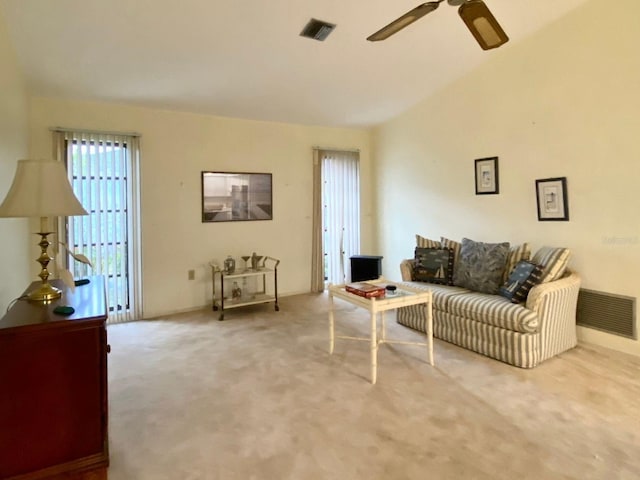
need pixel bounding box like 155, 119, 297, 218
106, 344, 111, 354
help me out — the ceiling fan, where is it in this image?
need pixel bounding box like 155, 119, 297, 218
367, 0, 509, 50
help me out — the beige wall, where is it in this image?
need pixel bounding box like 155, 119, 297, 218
29, 98, 373, 317
10, 0, 638, 356
0, 7, 30, 312
373, 0, 640, 356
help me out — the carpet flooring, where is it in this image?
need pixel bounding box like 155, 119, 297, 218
106, 293, 640, 480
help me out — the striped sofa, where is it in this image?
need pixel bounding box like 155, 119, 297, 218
397, 260, 581, 368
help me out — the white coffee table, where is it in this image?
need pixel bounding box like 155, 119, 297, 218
328, 279, 433, 384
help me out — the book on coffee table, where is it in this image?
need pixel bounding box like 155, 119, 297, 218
345, 282, 386, 299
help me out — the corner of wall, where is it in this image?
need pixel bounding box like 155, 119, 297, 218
0, 7, 31, 311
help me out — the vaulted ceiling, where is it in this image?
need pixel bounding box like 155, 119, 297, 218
1, 0, 590, 127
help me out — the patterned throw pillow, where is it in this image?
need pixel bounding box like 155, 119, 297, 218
499, 260, 544, 304
502, 243, 532, 283
531, 247, 571, 283
416, 234, 440, 248
453, 238, 510, 294
413, 247, 454, 285
440, 237, 461, 275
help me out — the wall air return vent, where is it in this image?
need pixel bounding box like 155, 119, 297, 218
300, 18, 336, 41
576, 289, 636, 339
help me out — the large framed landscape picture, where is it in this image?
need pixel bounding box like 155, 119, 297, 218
201, 171, 273, 222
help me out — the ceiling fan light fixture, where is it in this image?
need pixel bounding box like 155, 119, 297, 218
458, 0, 508, 50
367, 2, 440, 42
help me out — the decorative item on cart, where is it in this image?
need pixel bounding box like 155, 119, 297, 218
224, 255, 236, 274
251, 252, 264, 270
231, 281, 242, 299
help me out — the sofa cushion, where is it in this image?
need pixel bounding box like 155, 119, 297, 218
531, 246, 571, 283
453, 238, 510, 294
502, 243, 532, 283
400, 281, 470, 311
447, 292, 539, 334
499, 260, 544, 304
440, 237, 461, 275
416, 234, 440, 248
434, 311, 541, 368
413, 247, 454, 285
440, 237, 461, 259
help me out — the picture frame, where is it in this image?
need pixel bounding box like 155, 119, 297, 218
201, 171, 273, 222
474, 157, 499, 195
535, 177, 569, 221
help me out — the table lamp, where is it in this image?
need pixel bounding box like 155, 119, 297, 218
0, 159, 88, 303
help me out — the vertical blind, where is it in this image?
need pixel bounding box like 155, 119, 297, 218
321, 150, 360, 285
53, 130, 142, 323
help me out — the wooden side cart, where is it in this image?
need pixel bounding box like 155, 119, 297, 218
209, 256, 280, 320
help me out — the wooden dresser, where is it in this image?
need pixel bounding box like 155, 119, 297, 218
0, 276, 109, 480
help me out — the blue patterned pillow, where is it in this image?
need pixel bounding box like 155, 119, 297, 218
499, 260, 544, 303
453, 238, 510, 294
413, 247, 454, 285
502, 243, 531, 283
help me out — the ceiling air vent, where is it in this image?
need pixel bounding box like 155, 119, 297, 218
300, 18, 336, 41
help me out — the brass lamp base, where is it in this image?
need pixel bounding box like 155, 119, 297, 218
27, 230, 62, 304
27, 282, 62, 303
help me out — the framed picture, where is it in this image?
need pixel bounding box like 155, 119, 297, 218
535, 177, 569, 221
474, 157, 499, 195
201, 171, 273, 222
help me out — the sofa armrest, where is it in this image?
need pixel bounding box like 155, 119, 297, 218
526, 270, 581, 312
526, 269, 581, 362
400, 259, 414, 282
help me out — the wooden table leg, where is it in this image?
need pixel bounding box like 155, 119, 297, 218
371, 310, 377, 384
426, 299, 434, 366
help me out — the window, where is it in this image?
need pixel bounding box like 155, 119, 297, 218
54, 130, 142, 323
321, 150, 360, 285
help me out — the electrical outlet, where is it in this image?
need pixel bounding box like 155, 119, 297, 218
188, 269, 195, 280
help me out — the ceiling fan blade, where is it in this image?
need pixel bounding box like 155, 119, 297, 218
458, 0, 508, 50
367, 2, 441, 42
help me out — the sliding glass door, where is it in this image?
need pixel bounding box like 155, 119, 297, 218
55, 130, 142, 323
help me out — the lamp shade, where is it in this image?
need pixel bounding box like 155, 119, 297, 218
0, 159, 87, 218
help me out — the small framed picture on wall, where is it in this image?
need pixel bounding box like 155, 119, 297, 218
535, 177, 569, 221
474, 157, 499, 195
